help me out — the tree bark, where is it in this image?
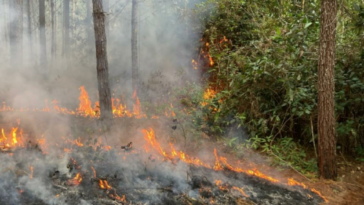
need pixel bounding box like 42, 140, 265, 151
63, 0, 70, 57
103, 0, 109, 36
51, 0, 56, 58
131, 0, 139, 93
39, 0, 47, 67
92, 0, 112, 120
317, 0, 338, 180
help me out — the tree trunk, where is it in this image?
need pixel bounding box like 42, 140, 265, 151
103, 0, 109, 36
39, 0, 47, 67
131, 0, 138, 93
63, 0, 70, 57
27, 0, 32, 58
51, 0, 56, 58
317, 0, 338, 180
92, 0, 112, 120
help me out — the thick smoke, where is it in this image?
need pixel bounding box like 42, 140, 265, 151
0, 0, 208, 204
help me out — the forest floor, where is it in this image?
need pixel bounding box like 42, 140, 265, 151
207, 139, 364, 205
0, 113, 362, 204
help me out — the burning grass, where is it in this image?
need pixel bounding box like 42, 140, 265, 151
0, 117, 327, 205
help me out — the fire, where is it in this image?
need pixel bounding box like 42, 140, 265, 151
213, 149, 223, 171
12, 127, 18, 145
203, 88, 216, 101
0, 127, 24, 149
1, 128, 6, 141
141, 127, 327, 202
219, 36, 228, 44
288, 178, 307, 189
1, 86, 180, 119
208, 54, 214, 66
99, 180, 112, 190
192, 59, 198, 70
288, 178, 328, 203
218, 156, 279, 183
74, 138, 83, 147
69, 173, 82, 186
201, 88, 217, 107
110, 194, 126, 202
78, 86, 97, 117
231, 186, 248, 198
215, 180, 228, 191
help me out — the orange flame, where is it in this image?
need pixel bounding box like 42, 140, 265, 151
192, 59, 198, 70
99, 180, 112, 190
231, 186, 248, 198
12, 127, 18, 145
70, 173, 82, 186
78, 86, 97, 117
288, 178, 328, 203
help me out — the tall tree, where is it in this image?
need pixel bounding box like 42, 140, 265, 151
51, 0, 56, 58
103, 0, 109, 36
92, 0, 112, 120
63, 0, 70, 57
39, 0, 47, 66
317, 0, 338, 180
27, 0, 32, 57
131, 0, 138, 93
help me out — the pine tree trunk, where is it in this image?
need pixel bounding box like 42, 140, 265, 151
51, 0, 56, 58
103, 0, 109, 36
63, 0, 70, 57
92, 0, 112, 120
39, 0, 47, 67
317, 0, 338, 180
131, 0, 138, 93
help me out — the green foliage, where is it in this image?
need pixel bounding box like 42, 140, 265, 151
355, 146, 364, 162
190, 0, 364, 168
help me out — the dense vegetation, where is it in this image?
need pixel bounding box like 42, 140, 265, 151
175, 0, 364, 174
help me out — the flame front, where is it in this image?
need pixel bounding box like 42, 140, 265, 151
142, 127, 327, 202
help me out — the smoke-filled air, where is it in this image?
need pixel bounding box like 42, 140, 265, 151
0, 0, 362, 204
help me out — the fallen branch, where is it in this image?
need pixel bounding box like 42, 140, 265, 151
52, 183, 68, 190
